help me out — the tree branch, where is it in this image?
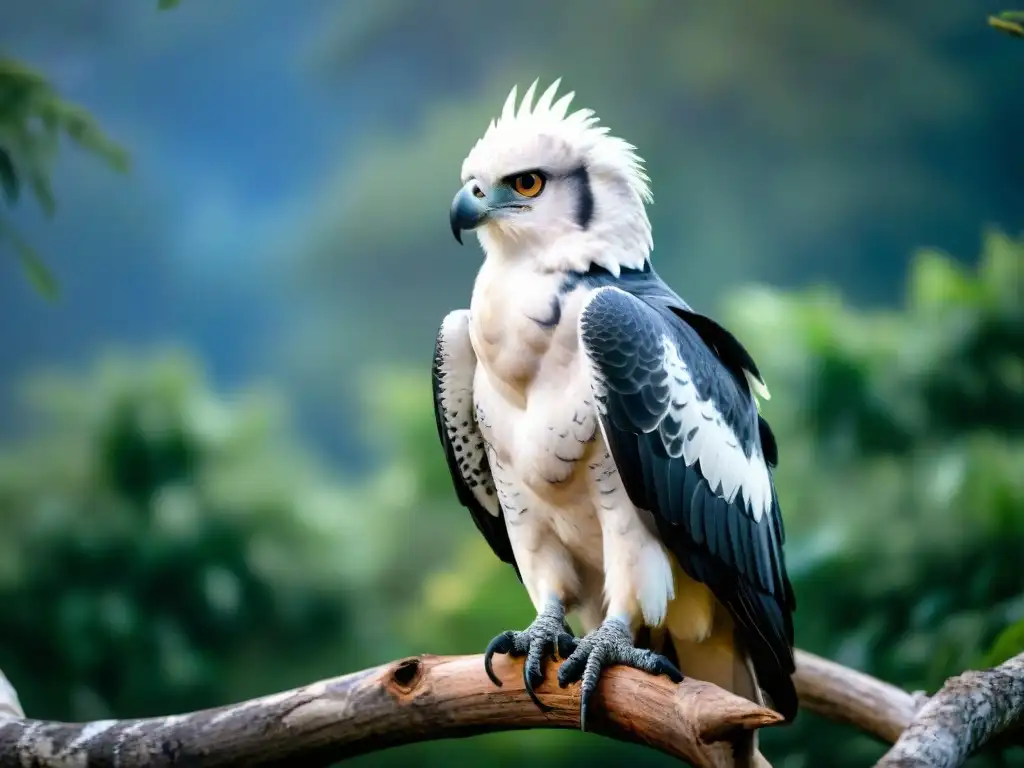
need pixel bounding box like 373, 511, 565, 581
793, 649, 921, 743
874, 652, 1024, 767
1, 650, 1022, 767
0, 654, 780, 768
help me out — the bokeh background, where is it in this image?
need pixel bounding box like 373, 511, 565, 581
1, 1, 1022, 766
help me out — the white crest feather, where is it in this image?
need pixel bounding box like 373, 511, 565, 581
534, 79, 560, 114
517, 79, 538, 118
463, 79, 652, 206
552, 91, 575, 120
501, 85, 518, 121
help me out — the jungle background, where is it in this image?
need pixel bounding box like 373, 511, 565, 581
1, 2, 1022, 766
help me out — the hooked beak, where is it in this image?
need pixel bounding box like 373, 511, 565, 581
449, 182, 490, 245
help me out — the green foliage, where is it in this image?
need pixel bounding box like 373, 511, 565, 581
725, 234, 1023, 767
990, 10, 1024, 37
0, 56, 129, 299
984, 619, 1024, 667
0, 219, 58, 299
0, 353, 358, 719
728, 230, 1023, 461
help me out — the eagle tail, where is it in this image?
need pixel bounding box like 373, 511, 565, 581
638, 621, 773, 768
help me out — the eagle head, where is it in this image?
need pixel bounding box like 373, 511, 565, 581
450, 79, 653, 275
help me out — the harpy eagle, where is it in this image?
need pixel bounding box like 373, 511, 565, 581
432, 80, 797, 765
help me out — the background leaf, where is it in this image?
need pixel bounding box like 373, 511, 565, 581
0, 149, 19, 205
0, 220, 59, 300
0, 56, 129, 299
983, 619, 1024, 667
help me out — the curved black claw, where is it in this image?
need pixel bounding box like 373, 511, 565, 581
483, 631, 518, 687
482, 602, 567, 712
557, 619, 683, 732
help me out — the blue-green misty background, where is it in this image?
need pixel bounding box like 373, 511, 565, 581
1, 2, 1022, 766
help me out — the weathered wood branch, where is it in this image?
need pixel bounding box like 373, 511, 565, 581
794, 649, 1024, 765
0, 654, 781, 768
792, 649, 922, 744
1, 649, 1022, 767
874, 652, 1024, 767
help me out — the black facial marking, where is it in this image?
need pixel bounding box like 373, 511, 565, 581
566, 165, 594, 230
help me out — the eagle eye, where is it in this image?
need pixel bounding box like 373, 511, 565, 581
511, 172, 546, 199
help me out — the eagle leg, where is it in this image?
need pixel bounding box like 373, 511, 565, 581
556, 617, 683, 731
483, 597, 567, 712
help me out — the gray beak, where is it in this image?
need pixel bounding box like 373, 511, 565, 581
449, 183, 489, 245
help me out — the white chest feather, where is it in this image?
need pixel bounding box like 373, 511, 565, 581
470, 261, 572, 399
465, 259, 676, 628
469, 259, 597, 495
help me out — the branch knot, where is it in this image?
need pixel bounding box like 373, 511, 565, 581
388, 658, 424, 695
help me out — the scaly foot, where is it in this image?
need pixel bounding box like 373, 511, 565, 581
483, 599, 569, 711
557, 618, 683, 731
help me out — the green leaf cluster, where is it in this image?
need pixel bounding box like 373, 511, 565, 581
0, 56, 128, 299
0, 353, 361, 719
990, 10, 1024, 37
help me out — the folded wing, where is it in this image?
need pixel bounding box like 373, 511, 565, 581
432, 310, 520, 579
578, 286, 797, 719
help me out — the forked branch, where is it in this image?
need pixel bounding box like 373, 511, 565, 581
1, 649, 1022, 767
873, 651, 1024, 767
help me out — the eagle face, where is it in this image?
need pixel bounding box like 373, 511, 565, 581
449, 79, 652, 275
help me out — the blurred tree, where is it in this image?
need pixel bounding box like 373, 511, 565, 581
0, 352, 363, 721
0, 55, 128, 298
724, 231, 1024, 766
